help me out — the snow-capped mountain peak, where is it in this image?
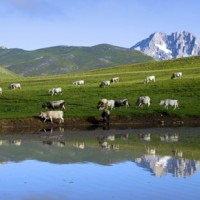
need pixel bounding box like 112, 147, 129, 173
131, 31, 200, 60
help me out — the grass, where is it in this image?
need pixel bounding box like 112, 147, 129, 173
0, 56, 200, 119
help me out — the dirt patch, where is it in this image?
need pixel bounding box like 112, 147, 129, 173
0, 115, 200, 134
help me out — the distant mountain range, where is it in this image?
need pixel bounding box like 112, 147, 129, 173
0, 44, 153, 76
0, 31, 200, 76
131, 31, 200, 60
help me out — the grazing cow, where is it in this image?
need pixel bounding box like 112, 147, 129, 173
9, 83, 21, 90
136, 96, 151, 107
73, 80, 84, 86
159, 99, 179, 110
48, 87, 62, 96
39, 111, 64, 124
144, 75, 155, 84
97, 99, 108, 110
0, 87, 2, 95
99, 80, 111, 87
114, 99, 129, 108
110, 77, 119, 83
42, 100, 65, 110
171, 72, 183, 79
107, 100, 115, 110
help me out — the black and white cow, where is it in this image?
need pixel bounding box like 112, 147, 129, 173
9, 83, 21, 90
99, 80, 111, 87
114, 99, 129, 108
171, 72, 183, 79
42, 100, 65, 110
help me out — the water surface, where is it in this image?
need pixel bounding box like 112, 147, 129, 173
0, 127, 200, 199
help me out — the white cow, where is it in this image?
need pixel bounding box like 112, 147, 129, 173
73, 80, 84, 86
48, 87, 62, 96
110, 77, 119, 83
9, 83, 21, 90
144, 76, 155, 84
171, 72, 183, 79
0, 87, 2, 95
159, 99, 179, 110
107, 100, 115, 110
39, 111, 64, 124
136, 96, 151, 107
99, 80, 111, 87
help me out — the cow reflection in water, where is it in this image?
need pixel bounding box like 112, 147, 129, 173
43, 141, 65, 147
73, 142, 85, 149
160, 134, 179, 142
0, 140, 21, 146
97, 135, 119, 150
145, 146, 156, 155
139, 133, 151, 141
41, 127, 64, 134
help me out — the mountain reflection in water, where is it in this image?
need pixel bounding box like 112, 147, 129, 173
0, 127, 200, 179
1, 127, 200, 200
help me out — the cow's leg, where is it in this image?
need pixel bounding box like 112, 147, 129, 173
50, 117, 53, 124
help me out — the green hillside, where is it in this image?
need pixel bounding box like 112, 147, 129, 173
0, 66, 20, 79
0, 44, 153, 76
0, 56, 199, 119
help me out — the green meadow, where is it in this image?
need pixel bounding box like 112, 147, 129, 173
0, 56, 200, 119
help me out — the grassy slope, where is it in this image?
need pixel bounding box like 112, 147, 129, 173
0, 44, 153, 76
0, 56, 199, 119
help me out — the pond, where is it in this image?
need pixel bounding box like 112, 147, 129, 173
0, 127, 200, 200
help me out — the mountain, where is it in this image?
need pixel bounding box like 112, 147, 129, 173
131, 31, 200, 60
0, 44, 153, 76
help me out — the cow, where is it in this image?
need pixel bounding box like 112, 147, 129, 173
39, 111, 64, 124
171, 72, 183, 79
42, 100, 65, 110
73, 80, 84, 86
0, 87, 2, 95
110, 77, 119, 83
107, 100, 115, 110
48, 87, 62, 96
144, 75, 155, 84
159, 99, 179, 110
99, 80, 110, 87
114, 99, 129, 108
97, 99, 108, 110
9, 83, 21, 90
136, 96, 151, 108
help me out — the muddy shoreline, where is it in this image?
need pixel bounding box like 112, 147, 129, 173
0, 115, 200, 134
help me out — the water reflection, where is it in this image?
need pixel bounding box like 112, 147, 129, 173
134, 155, 200, 177
1, 127, 200, 199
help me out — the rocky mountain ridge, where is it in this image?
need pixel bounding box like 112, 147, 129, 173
131, 31, 200, 60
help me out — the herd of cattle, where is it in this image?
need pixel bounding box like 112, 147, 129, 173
0, 71, 183, 124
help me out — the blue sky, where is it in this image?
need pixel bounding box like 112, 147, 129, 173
0, 0, 199, 50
